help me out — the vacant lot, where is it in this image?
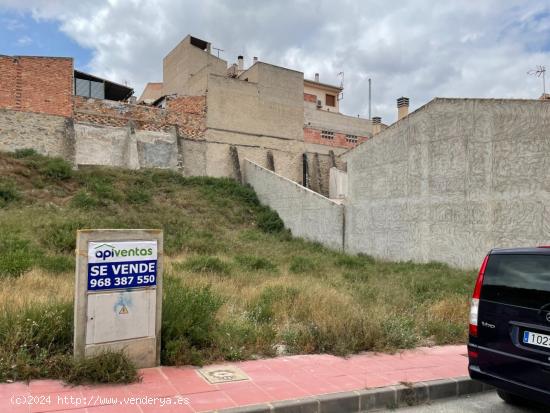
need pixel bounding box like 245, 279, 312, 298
0, 151, 476, 383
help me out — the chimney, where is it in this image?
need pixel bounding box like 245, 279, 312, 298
237, 55, 244, 71
372, 116, 382, 135
397, 97, 409, 120
314, 73, 319, 82
253, 56, 258, 64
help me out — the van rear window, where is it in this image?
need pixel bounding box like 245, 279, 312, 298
482, 254, 550, 308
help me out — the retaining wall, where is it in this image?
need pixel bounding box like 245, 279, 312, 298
345, 98, 550, 269
244, 159, 344, 250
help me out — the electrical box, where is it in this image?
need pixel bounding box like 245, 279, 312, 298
74, 230, 163, 368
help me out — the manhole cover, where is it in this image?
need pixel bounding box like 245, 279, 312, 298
198, 365, 249, 384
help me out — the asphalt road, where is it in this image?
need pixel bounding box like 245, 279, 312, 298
389, 391, 548, 413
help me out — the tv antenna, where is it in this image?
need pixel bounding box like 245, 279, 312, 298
528, 65, 546, 95
213, 47, 224, 58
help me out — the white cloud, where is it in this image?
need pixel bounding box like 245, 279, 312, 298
16, 35, 32, 45
3, 0, 550, 122
3, 17, 24, 30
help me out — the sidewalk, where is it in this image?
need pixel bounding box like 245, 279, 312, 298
0, 345, 473, 413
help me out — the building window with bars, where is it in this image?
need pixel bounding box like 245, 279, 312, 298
346, 134, 358, 143
321, 130, 334, 140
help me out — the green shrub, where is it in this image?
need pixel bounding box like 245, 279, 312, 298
0, 236, 37, 277
0, 301, 73, 381
162, 278, 223, 365
256, 208, 285, 233
335, 254, 373, 269
289, 256, 316, 273
71, 190, 99, 209
37, 255, 74, 274
41, 158, 73, 180
0, 179, 20, 207
12, 148, 39, 158
248, 285, 298, 324
216, 320, 276, 361
64, 351, 139, 385
41, 220, 84, 253
234, 255, 277, 272
179, 256, 230, 274
126, 186, 152, 204
381, 314, 419, 349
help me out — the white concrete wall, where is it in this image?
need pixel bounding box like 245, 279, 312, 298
345, 98, 550, 269
244, 159, 344, 250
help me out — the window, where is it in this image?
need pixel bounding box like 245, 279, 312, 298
321, 130, 334, 140
346, 134, 358, 143
75, 78, 105, 99
325, 94, 336, 107
482, 254, 550, 308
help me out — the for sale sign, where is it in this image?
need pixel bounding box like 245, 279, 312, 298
87, 241, 157, 291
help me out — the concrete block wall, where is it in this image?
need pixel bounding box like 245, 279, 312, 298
244, 159, 344, 250
0, 56, 73, 117
345, 98, 550, 269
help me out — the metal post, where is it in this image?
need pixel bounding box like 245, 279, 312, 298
368, 78, 372, 120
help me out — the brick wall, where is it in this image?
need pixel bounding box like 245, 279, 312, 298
303, 127, 368, 149
166, 96, 206, 139
74, 95, 206, 139
304, 93, 317, 103
0, 56, 73, 117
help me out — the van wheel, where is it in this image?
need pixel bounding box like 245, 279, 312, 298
497, 389, 527, 405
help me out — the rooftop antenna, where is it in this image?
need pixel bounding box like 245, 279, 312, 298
528, 65, 546, 95
337, 71, 344, 101
368, 78, 372, 120
212, 47, 224, 58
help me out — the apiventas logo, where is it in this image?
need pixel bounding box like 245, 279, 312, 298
94, 243, 154, 261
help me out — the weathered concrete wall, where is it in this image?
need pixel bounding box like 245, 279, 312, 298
0, 109, 73, 158
345, 98, 550, 269
207, 64, 304, 141
199, 128, 304, 182
163, 35, 226, 96
329, 168, 348, 199
75, 123, 178, 169
304, 102, 372, 144
244, 159, 344, 250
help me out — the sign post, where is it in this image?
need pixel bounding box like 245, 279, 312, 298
74, 229, 163, 368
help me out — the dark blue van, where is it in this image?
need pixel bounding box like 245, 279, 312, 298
468, 248, 550, 406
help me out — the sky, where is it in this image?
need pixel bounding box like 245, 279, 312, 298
1, 0, 550, 123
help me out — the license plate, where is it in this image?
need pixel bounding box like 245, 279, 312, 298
523, 331, 550, 348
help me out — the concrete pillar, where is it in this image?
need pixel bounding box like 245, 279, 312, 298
125, 120, 140, 170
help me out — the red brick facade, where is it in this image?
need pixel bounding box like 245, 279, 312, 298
303, 127, 368, 149
73, 95, 206, 139
0, 56, 73, 117
304, 93, 317, 103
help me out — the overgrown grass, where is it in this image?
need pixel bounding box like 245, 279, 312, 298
0, 151, 477, 384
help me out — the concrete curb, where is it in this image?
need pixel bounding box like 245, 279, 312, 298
213, 377, 493, 413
